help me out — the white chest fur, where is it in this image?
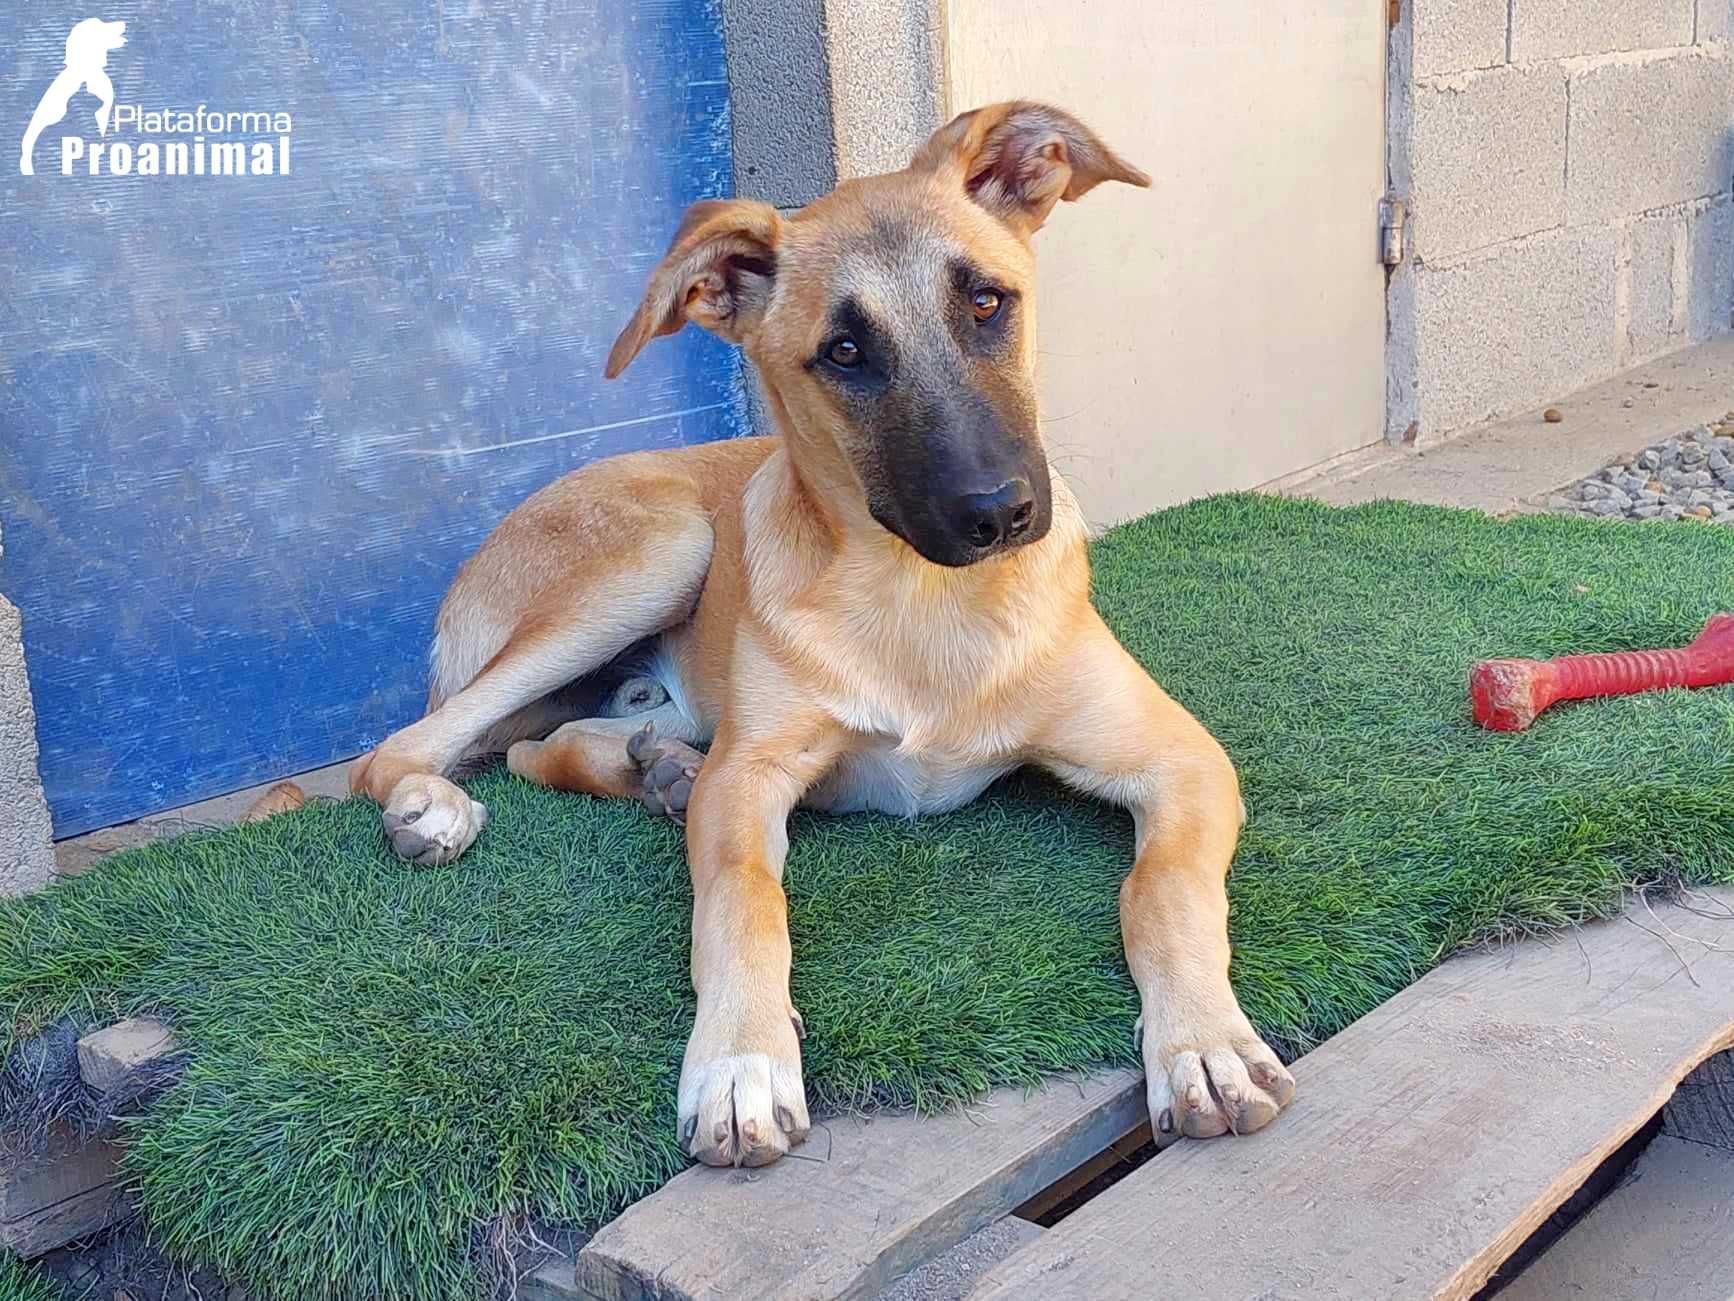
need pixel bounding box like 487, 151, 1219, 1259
800, 742, 1018, 816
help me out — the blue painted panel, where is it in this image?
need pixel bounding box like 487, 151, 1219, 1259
0, 1, 743, 836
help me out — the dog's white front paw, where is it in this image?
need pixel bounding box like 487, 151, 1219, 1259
678, 1007, 809, 1168
381, 773, 488, 866
1135, 993, 1294, 1145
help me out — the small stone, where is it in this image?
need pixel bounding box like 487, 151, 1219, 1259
1688, 489, 1716, 506
1638, 450, 1661, 470
1663, 505, 1686, 520
78, 1018, 177, 1093
1709, 449, 1730, 472
1614, 473, 1648, 493
1606, 488, 1633, 509
1543, 408, 1564, 423
1717, 467, 1734, 487
1646, 477, 1665, 492
1680, 470, 1714, 488
1681, 444, 1707, 465
1586, 498, 1623, 516
1691, 505, 1714, 520
1632, 504, 1662, 519
1579, 481, 1612, 500
1636, 490, 1663, 504
1622, 397, 1635, 408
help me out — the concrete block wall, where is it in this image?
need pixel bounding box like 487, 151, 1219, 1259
719, 0, 942, 431
720, 0, 941, 209
1390, 0, 1734, 441
0, 521, 55, 895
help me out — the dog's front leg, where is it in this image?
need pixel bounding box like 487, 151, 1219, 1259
679, 712, 844, 1167
1034, 614, 1295, 1144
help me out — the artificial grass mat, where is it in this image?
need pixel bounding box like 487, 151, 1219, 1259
0, 1258, 59, 1301
4, 494, 1733, 1301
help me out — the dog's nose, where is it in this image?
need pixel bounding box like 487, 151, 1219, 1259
953, 479, 1037, 550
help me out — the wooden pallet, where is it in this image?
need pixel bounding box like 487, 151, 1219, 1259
0, 1019, 177, 1259
525, 890, 1734, 1301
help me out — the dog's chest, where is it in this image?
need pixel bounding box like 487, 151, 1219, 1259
801, 742, 1017, 817
795, 621, 1033, 816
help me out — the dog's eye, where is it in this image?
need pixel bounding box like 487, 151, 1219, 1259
826, 337, 863, 368
970, 289, 1003, 323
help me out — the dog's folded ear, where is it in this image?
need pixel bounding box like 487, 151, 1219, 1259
605, 199, 781, 379
909, 101, 1150, 237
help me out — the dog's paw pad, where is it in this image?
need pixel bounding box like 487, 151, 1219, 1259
632, 726, 703, 826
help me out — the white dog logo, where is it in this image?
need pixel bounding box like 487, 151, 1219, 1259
20, 18, 128, 176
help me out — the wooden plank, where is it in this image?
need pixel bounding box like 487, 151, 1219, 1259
1663, 1047, 1734, 1151
1011, 1123, 1151, 1225
1, 1181, 133, 1259
1475, 1111, 1661, 1292
0, 1132, 120, 1224
1498, 1134, 1734, 1301
569, 1069, 1145, 1301
970, 890, 1734, 1301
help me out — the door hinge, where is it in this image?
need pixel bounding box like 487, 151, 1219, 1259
1379, 195, 1407, 266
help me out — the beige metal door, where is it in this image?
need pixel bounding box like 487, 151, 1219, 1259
945, 1, 1388, 526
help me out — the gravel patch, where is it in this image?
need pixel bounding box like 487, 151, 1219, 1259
1548, 416, 1734, 525
876, 1218, 1044, 1301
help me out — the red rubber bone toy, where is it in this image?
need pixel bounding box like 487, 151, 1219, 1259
1471, 612, 1734, 732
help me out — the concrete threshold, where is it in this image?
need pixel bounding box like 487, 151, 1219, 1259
53, 758, 353, 878
1271, 335, 1734, 513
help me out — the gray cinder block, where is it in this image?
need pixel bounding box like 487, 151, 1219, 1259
1413, 0, 1509, 79
1511, 0, 1695, 62
1413, 225, 1620, 433
1567, 47, 1732, 226
1411, 65, 1567, 260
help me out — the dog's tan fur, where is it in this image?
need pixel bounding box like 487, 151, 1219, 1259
350, 102, 1295, 1167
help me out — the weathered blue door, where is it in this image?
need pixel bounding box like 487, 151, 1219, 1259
0, 1, 742, 836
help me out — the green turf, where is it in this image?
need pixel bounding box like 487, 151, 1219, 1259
4, 495, 1732, 1301
0, 1257, 60, 1301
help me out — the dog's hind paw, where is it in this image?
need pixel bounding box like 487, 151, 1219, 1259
628, 723, 703, 825
381, 773, 488, 866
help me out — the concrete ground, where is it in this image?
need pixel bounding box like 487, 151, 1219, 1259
53, 759, 351, 877
1499, 1050, 1734, 1301
1272, 334, 1734, 512
1497, 1133, 1734, 1301
876, 1218, 1044, 1301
